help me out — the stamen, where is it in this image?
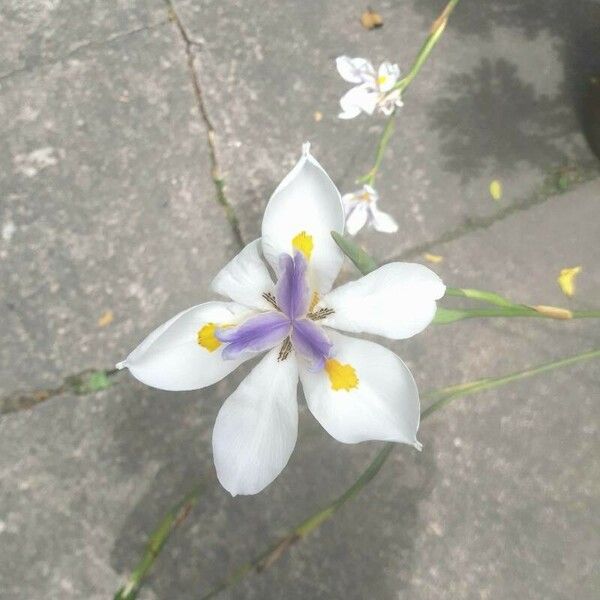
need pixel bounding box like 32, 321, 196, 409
197, 322, 222, 352
309, 291, 320, 311
262, 291, 280, 310
324, 359, 359, 391
292, 231, 314, 261
308, 307, 334, 321
278, 336, 292, 361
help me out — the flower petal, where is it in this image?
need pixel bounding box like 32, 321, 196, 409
336, 56, 375, 84
300, 331, 420, 446
261, 144, 345, 294
345, 202, 369, 235
211, 239, 274, 310
217, 311, 290, 360
339, 84, 379, 118
377, 61, 400, 92
338, 102, 362, 120
319, 262, 445, 339
212, 349, 299, 496
341, 192, 359, 216
275, 252, 310, 319
291, 318, 332, 371
119, 302, 251, 391
369, 205, 398, 233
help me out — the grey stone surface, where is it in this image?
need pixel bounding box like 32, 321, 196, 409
0, 0, 166, 78
0, 23, 237, 395
175, 0, 599, 252
1, 1, 599, 600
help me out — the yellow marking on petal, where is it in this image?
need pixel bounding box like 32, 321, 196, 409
309, 291, 320, 311
489, 180, 502, 201
557, 266, 581, 297
377, 74, 388, 86
325, 359, 359, 391
423, 252, 444, 264
292, 231, 314, 260
197, 323, 222, 352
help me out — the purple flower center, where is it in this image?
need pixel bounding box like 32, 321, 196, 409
216, 251, 332, 369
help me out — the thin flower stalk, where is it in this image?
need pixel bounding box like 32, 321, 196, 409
199, 346, 600, 599
332, 232, 600, 322
357, 0, 461, 185
114, 484, 206, 600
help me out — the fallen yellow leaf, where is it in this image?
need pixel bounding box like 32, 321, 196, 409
557, 266, 582, 297
360, 8, 383, 30
423, 253, 444, 264
314, 111, 323, 122
489, 180, 502, 201
98, 310, 114, 327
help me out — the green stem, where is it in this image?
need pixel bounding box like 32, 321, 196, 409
332, 233, 600, 323
357, 116, 396, 186
393, 0, 461, 95
114, 484, 206, 600
200, 347, 600, 599
357, 0, 461, 184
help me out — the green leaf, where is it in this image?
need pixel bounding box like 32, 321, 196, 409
431, 307, 468, 324
444, 287, 513, 307
331, 231, 378, 275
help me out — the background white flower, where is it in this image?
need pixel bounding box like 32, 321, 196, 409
117, 144, 444, 496
342, 185, 399, 235
336, 56, 404, 119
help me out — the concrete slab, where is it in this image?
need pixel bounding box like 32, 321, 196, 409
0, 23, 237, 395
2, 182, 597, 599
0, 0, 166, 77
173, 0, 599, 255
0, 1, 599, 599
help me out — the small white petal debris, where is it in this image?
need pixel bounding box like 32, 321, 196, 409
14, 147, 61, 178
336, 56, 404, 119
342, 185, 398, 235
2, 221, 16, 242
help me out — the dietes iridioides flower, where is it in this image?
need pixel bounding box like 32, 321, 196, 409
117, 143, 445, 496
336, 56, 404, 119
342, 185, 398, 235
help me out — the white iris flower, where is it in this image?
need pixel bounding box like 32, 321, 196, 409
117, 143, 445, 496
342, 184, 399, 235
336, 56, 404, 119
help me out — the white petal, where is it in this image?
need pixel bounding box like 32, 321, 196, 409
319, 262, 445, 339
336, 56, 375, 84
120, 302, 251, 391
212, 349, 299, 496
345, 202, 369, 235
300, 331, 420, 446
211, 239, 274, 310
339, 84, 379, 117
369, 205, 398, 233
377, 62, 401, 92
261, 144, 345, 294
362, 184, 378, 200
338, 103, 362, 120
341, 192, 359, 216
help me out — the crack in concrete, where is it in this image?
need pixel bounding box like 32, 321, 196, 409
0, 368, 121, 415
387, 164, 600, 262
0, 21, 169, 82
165, 0, 245, 250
